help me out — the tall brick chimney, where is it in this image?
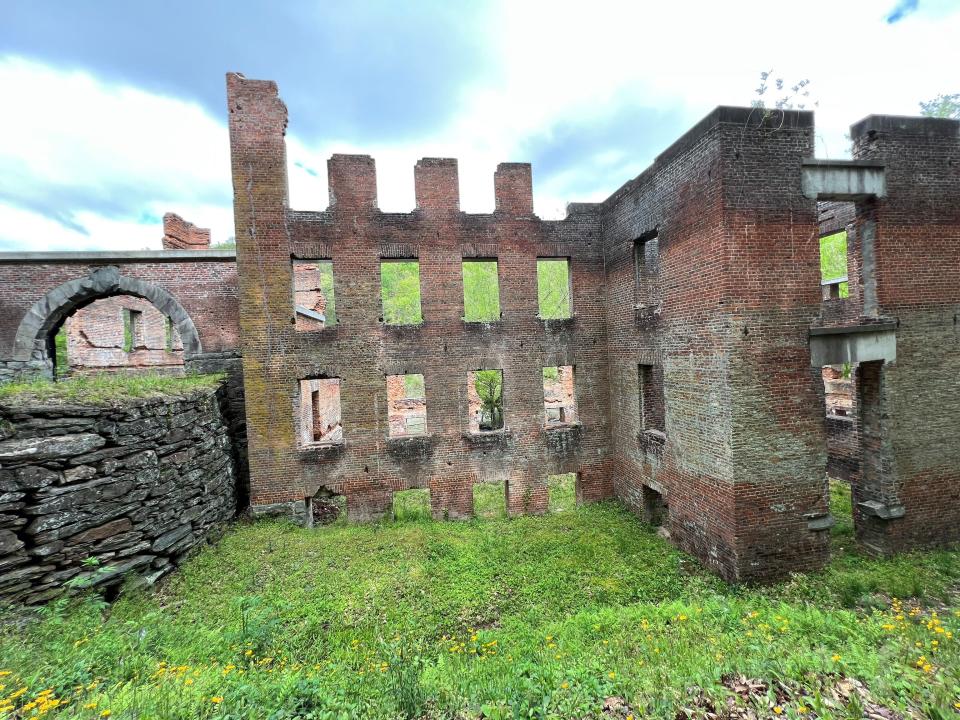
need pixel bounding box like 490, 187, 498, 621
162, 213, 211, 250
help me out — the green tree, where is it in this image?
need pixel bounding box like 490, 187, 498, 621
537, 259, 571, 319
919, 93, 960, 119
474, 370, 503, 430
381, 261, 422, 325
820, 231, 849, 298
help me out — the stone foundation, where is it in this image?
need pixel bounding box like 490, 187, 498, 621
0, 385, 236, 604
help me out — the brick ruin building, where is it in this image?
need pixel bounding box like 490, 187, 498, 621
0, 73, 956, 583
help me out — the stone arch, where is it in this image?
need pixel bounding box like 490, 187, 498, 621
12, 266, 202, 363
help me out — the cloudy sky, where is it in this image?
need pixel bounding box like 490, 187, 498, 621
1, 0, 958, 251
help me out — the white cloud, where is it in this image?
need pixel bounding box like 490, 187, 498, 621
2, 1, 958, 248
0, 57, 232, 250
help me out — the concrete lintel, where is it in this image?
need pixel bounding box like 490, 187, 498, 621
809, 321, 897, 337
0, 249, 236, 265
809, 326, 896, 366
295, 305, 326, 322
801, 160, 886, 200
858, 500, 906, 520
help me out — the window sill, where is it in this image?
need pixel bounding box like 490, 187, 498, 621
386, 434, 437, 457
298, 442, 345, 460
463, 429, 514, 448
638, 428, 666, 456
543, 422, 582, 432
538, 316, 576, 329
462, 318, 503, 326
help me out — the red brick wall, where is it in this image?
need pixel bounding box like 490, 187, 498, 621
0, 259, 240, 361
227, 73, 613, 521
601, 109, 830, 582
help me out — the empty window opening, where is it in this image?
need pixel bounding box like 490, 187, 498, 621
393, 488, 431, 522
474, 481, 507, 520
537, 258, 572, 319
642, 485, 668, 527
822, 364, 854, 418
633, 232, 660, 307
543, 365, 578, 427
387, 373, 427, 437
122, 308, 143, 353
300, 378, 342, 446
294, 260, 336, 331
468, 369, 504, 432
381, 260, 423, 325
547, 473, 577, 512
310, 489, 346, 527
820, 231, 849, 299
638, 364, 665, 433
462, 259, 501, 322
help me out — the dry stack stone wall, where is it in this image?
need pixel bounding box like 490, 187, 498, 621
0, 386, 236, 604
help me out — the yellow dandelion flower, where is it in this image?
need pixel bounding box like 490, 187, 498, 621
185, 678, 194, 686
244, 649, 253, 656
0, 671, 11, 677
797, 705, 808, 714
773, 706, 783, 715
608, 672, 616, 679
832, 654, 841, 662
211, 696, 223, 704
84, 702, 98, 710
561, 682, 569, 689
100, 711, 112, 718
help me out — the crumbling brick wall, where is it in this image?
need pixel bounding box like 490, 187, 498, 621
227, 73, 612, 524
225, 73, 959, 581
844, 116, 960, 554
600, 109, 829, 582
162, 213, 211, 250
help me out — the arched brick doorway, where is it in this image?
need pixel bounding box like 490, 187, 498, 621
12, 266, 202, 377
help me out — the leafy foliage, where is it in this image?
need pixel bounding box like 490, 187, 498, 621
317, 261, 337, 324
752, 69, 817, 111
537, 259, 571, 319
919, 93, 960, 120
820, 231, 849, 297
2, 492, 959, 718
53, 326, 68, 376
381, 261, 422, 325
462, 261, 500, 322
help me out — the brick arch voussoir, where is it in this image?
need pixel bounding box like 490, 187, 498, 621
12, 266, 202, 362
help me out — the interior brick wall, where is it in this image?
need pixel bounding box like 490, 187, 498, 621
65, 295, 185, 374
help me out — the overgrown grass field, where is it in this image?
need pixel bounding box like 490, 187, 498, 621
1, 481, 959, 719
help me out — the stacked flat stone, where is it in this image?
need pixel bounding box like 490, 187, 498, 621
0, 387, 236, 605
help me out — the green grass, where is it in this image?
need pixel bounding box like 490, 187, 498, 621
2, 490, 959, 719
0, 372, 225, 406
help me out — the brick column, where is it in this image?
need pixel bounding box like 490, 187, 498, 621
226, 72, 304, 519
